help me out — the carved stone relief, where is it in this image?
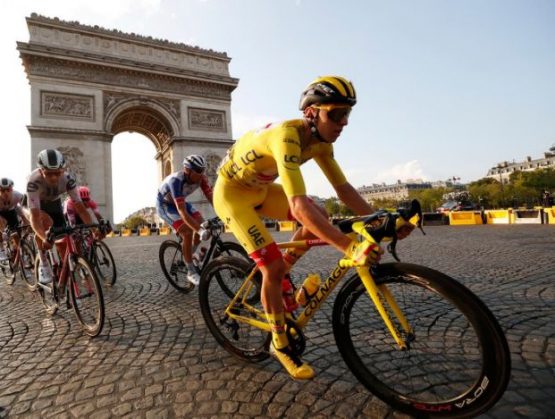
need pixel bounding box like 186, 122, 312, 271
58, 146, 87, 186
28, 14, 231, 76
28, 58, 232, 100
103, 91, 180, 119
41, 91, 94, 120
204, 153, 222, 184
188, 107, 226, 132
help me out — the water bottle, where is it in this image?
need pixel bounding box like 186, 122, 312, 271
282, 274, 298, 313
295, 273, 322, 307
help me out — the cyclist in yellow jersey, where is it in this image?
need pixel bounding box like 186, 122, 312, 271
214, 75, 412, 380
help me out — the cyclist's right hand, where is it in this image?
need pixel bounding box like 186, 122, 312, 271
345, 240, 383, 266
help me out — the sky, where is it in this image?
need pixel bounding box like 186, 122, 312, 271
1, 0, 554, 222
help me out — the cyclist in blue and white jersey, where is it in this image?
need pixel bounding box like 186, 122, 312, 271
156, 155, 213, 285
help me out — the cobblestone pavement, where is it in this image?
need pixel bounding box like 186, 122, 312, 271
0, 225, 553, 418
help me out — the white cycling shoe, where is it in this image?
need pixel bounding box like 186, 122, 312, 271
186, 271, 200, 286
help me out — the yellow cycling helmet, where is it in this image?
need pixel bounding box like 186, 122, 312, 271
299, 75, 357, 110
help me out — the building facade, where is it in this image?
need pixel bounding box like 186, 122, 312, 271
357, 180, 433, 202
486, 146, 555, 183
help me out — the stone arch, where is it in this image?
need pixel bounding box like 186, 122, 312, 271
18, 14, 238, 221
104, 97, 180, 152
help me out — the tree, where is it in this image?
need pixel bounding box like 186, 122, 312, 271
323, 197, 355, 217
409, 187, 449, 212
123, 215, 147, 230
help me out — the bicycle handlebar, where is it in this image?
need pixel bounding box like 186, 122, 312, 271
337, 199, 425, 262
46, 223, 101, 242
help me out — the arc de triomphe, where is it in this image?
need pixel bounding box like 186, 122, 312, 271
17, 14, 238, 222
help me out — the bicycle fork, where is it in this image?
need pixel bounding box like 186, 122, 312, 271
356, 266, 414, 350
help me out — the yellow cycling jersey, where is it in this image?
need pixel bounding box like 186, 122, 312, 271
218, 119, 347, 197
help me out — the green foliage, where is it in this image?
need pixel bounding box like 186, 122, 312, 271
468, 169, 555, 208
408, 188, 449, 212
123, 215, 148, 230
323, 197, 355, 216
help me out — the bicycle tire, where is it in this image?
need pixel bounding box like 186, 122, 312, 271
1, 258, 15, 284
159, 240, 194, 293
18, 241, 37, 290
34, 256, 58, 316
212, 241, 257, 302
199, 256, 270, 362
92, 240, 117, 286
332, 262, 511, 418
69, 257, 105, 337
213, 241, 249, 260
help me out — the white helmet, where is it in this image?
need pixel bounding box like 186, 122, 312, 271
0, 178, 14, 189
37, 149, 66, 170
182, 155, 206, 173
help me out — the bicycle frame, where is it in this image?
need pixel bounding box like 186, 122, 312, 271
48, 233, 81, 299
224, 236, 413, 350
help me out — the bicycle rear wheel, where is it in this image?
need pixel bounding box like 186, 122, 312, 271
332, 263, 511, 418
1, 258, 15, 284
212, 241, 255, 301
92, 240, 117, 286
18, 242, 37, 290
213, 241, 249, 260
69, 257, 104, 337
159, 240, 194, 293
199, 256, 269, 362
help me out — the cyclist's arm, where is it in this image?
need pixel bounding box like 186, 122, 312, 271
334, 182, 374, 215
288, 195, 351, 253
175, 199, 201, 232
199, 176, 214, 205
15, 204, 30, 225
29, 208, 48, 242
74, 201, 93, 225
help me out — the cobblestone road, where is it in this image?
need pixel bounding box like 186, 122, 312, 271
0, 225, 554, 418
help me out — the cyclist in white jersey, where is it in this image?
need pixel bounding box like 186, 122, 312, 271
0, 178, 29, 261
156, 155, 213, 285
24, 149, 95, 284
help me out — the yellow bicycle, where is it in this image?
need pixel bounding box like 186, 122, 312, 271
199, 201, 511, 418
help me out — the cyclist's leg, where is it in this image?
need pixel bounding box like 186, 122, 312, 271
189, 207, 203, 254
214, 179, 314, 379
0, 214, 8, 260
256, 184, 328, 270
24, 206, 54, 283
45, 199, 68, 261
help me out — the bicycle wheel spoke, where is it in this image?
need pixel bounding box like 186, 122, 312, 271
93, 241, 117, 286
70, 258, 104, 337
159, 241, 194, 293
199, 257, 269, 362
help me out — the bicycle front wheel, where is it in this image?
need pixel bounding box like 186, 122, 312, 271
332, 263, 511, 418
19, 242, 37, 290
92, 240, 117, 286
70, 257, 104, 337
159, 240, 194, 293
199, 256, 269, 362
